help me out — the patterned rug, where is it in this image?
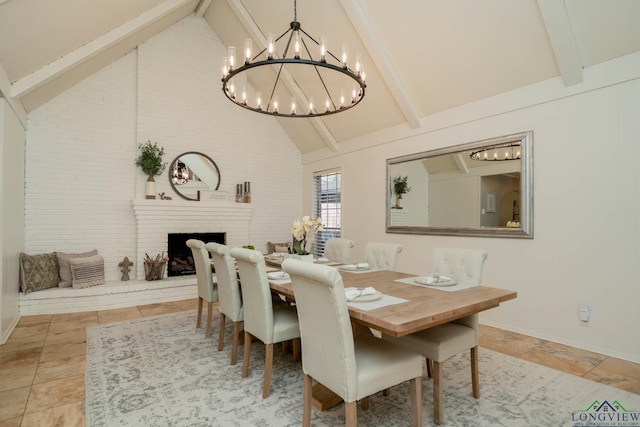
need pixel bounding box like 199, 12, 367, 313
85, 311, 640, 426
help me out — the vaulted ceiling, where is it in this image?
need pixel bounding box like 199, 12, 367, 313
1, 0, 639, 154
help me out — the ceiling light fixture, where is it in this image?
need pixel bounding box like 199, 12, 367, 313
171, 161, 189, 185
221, 0, 366, 118
470, 142, 522, 161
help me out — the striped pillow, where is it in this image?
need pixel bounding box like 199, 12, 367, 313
70, 255, 105, 289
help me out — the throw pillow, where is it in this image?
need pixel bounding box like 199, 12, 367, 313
70, 255, 105, 289
267, 241, 291, 254
57, 249, 98, 287
19, 252, 60, 294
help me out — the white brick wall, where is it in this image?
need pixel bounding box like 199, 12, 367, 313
24, 14, 303, 283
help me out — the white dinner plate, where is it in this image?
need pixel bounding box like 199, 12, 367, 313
348, 291, 382, 302
267, 272, 290, 280
414, 277, 457, 287
340, 265, 372, 272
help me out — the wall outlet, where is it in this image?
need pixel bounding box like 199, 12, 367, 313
577, 304, 591, 324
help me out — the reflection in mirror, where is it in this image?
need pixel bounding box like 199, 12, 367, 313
168, 152, 221, 201
386, 131, 533, 238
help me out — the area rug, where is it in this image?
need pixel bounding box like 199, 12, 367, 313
86, 311, 640, 426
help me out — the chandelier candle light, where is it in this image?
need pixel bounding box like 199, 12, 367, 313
470, 142, 522, 161
221, 0, 366, 118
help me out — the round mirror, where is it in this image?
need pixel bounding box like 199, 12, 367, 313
168, 152, 221, 201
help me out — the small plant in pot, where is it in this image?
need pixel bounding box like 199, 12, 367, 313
135, 141, 167, 199
393, 176, 411, 209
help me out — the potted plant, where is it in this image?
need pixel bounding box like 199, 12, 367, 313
290, 216, 323, 261
135, 141, 167, 199
393, 176, 411, 209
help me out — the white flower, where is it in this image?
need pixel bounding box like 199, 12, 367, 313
291, 216, 323, 255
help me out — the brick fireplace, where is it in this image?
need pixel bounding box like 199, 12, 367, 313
167, 232, 226, 277
132, 200, 252, 280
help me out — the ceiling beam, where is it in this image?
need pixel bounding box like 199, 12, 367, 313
195, 0, 212, 17
453, 153, 469, 175
0, 63, 27, 127
537, 0, 583, 86
11, 0, 196, 99
339, 0, 421, 129
225, 0, 339, 152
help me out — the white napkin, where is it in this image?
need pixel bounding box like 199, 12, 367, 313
419, 275, 452, 285
343, 262, 370, 270
270, 252, 286, 258
267, 271, 290, 280
344, 286, 376, 301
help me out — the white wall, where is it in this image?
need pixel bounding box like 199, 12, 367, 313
1, 99, 25, 343
303, 53, 640, 363
24, 14, 302, 282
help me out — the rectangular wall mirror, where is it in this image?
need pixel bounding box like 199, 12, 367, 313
386, 131, 533, 238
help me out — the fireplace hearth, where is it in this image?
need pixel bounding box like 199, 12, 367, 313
167, 232, 226, 277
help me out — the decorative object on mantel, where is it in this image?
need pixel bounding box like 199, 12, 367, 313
118, 256, 133, 281
243, 181, 251, 203
235, 183, 244, 203
291, 216, 323, 260
135, 140, 167, 200
392, 175, 411, 209
158, 192, 172, 200
144, 252, 168, 281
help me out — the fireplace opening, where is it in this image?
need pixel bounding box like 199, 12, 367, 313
167, 232, 226, 277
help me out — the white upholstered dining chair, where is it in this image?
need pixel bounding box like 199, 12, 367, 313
384, 247, 488, 425
323, 238, 355, 263
206, 242, 243, 365
282, 258, 423, 427
363, 242, 403, 271
186, 239, 218, 338
229, 247, 301, 398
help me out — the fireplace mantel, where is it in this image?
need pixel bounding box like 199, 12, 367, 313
132, 199, 253, 217
131, 199, 253, 279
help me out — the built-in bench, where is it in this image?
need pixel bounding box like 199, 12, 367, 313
19, 276, 201, 315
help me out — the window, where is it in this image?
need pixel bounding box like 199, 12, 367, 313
313, 169, 341, 256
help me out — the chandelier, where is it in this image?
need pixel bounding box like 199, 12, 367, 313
470, 142, 522, 161
171, 161, 189, 185
221, 0, 366, 118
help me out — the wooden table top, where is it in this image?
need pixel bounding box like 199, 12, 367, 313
269, 269, 517, 337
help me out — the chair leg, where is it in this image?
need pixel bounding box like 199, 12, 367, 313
263, 343, 274, 398
205, 302, 213, 338
360, 397, 369, 410
426, 358, 433, 378
433, 361, 443, 425
383, 388, 391, 396
409, 377, 422, 427
471, 346, 480, 398
303, 374, 312, 427
218, 313, 226, 351
242, 331, 252, 378
292, 338, 301, 361
196, 297, 203, 329
230, 322, 240, 365
345, 401, 357, 427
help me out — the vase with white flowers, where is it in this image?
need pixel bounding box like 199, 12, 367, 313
291, 216, 323, 261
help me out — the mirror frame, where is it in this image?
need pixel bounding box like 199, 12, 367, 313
168, 151, 221, 201
386, 131, 533, 239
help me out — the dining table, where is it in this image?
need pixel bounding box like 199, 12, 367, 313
265, 256, 518, 410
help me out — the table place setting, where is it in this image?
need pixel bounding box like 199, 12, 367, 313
344, 286, 408, 311
338, 262, 381, 274
394, 274, 479, 292
266, 270, 291, 284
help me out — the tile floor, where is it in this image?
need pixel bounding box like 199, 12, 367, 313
1, 299, 639, 426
